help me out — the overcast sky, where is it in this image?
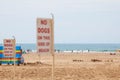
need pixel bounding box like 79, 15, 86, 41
0, 0, 120, 43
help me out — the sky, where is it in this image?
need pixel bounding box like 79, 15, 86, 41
0, 0, 120, 44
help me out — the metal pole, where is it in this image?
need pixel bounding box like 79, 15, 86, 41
50, 13, 55, 80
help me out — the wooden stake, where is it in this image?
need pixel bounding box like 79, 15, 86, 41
51, 13, 55, 80
13, 39, 16, 80
38, 54, 41, 80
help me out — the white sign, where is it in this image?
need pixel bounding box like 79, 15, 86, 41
37, 18, 53, 53
4, 39, 15, 57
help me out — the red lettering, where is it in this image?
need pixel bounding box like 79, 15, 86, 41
4, 51, 9, 53
6, 40, 11, 43
38, 28, 50, 33
46, 42, 50, 46
4, 44, 13, 47
39, 48, 49, 52
38, 42, 45, 46
10, 51, 13, 53
4, 54, 13, 56
8, 48, 13, 50
4, 48, 7, 50
43, 36, 50, 40
41, 20, 47, 25
38, 36, 42, 40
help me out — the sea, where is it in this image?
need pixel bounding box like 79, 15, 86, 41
0, 43, 119, 52
0, 43, 120, 52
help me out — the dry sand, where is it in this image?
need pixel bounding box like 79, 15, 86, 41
0, 52, 120, 80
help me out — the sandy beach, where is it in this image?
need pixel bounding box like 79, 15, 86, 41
1, 0, 120, 80
0, 52, 120, 80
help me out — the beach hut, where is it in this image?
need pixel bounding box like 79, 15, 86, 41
0, 46, 3, 64
0, 46, 22, 65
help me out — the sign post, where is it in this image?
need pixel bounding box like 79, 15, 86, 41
51, 13, 55, 80
12, 36, 16, 66
4, 39, 16, 58
37, 16, 54, 80
12, 39, 16, 80
37, 18, 52, 54
4, 39, 16, 79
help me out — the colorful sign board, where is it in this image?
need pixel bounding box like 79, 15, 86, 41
37, 18, 53, 53
3, 39, 15, 57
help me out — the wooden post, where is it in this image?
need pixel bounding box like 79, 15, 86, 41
37, 15, 55, 80
36, 18, 41, 80
51, 13, 55, 80
13, 38, 16, 80
52, 54, 55, 80
38, 53, 40, 80
13, 39, 16, 66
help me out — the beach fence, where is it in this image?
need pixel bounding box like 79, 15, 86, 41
0, 46, 22, 65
